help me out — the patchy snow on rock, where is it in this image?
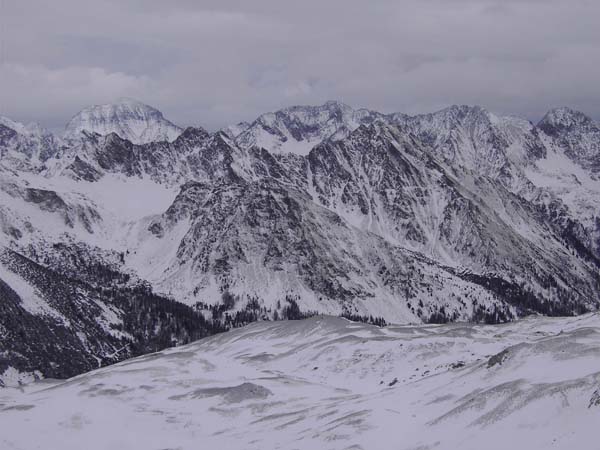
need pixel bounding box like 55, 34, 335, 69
0, 366, 43, 388
0, 262, 67, 322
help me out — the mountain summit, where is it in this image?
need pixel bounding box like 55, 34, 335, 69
231, 100, 383, 155
64, 98, 182, 144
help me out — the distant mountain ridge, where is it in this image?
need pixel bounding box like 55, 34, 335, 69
230, 100, 384, 155
1, 98, 600, 384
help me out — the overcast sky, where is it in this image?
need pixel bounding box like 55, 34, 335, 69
1, 0, 599, 131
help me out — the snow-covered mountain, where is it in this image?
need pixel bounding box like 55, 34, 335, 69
232, 100, 383, 155
0, 116, 61, 165
2, 99, 600, 384
64, 98, 182, 144
2, 314, 599, 449
537, 107, 600, 172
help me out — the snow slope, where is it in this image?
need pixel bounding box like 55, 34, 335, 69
1, 314, 599, 450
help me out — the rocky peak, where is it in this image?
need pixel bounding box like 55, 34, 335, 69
399, 105, 495, 132
386, 105, 538, 181
234, 101, 383, 155
174, 126, 211, 145
537, 107, 600, 170
222, 122, 251, 139
0, 116, 60, 163
0, 123, 18, 147
537, 107, 596, 135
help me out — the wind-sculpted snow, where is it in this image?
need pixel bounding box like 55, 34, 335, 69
1, 314, 599, 450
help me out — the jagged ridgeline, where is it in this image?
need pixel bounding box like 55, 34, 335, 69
1, 98, 600, 384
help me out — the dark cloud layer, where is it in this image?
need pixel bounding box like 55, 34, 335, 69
1, 0, 599, 130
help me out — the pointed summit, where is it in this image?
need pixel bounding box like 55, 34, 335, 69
537, 107, 600, 170
537, 107, 595, 133
64, 98, 183, 144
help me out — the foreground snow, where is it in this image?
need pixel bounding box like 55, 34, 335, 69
1, 314, 599, 450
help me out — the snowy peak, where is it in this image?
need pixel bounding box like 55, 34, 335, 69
234, 101, 383, 155
394, 104, 500, 136
537, 107, 600, 171
279, 100, 355, 121
0, 116, 55, 139
386, 104, 549, 182
64, 98, 183, 145
5, 99, 600, 389
0, 121, 18, 145
232, 102, 529, 166
0, 115, 59, 163
222, 121, 251, 139
0, 116, 29, 135
538, 107, 595, 131
422, 104, 491, 122
174, 126, 211, 144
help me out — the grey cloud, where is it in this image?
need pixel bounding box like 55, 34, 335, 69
1, 0, 599, 131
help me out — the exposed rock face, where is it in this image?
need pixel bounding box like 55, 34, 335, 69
233, 100, 384, 155
590, 389, 600, 408
141, 177, 511, 322
0, 124, 18, 149
538, 107, 600, 172
2, 99, 600, 382
0, 116, 60, 164
0, 246, 221, 385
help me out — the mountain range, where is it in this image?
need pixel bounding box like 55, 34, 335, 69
1, 97, 600, 385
